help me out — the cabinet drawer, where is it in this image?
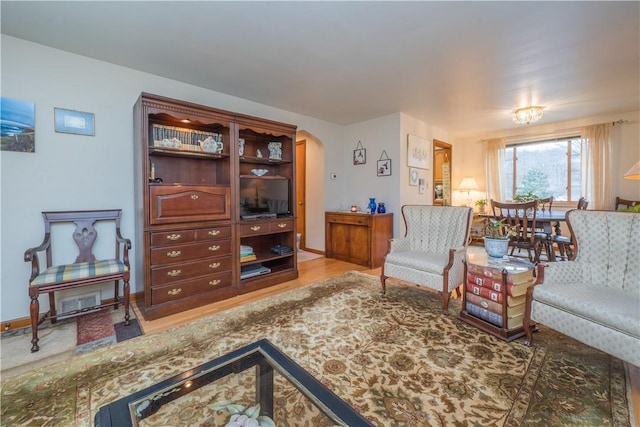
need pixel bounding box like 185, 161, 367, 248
151, 256, 232, 286
239, 221, 270, 237
150, 185, 231, 225
195, 226, 231, 241
150, 239, 231, 265
151, 271, 233, 305
270, 219, 294, 233
150, 230, 196, 247
325, 213, 371, 226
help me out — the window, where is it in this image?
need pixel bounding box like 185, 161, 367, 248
504, 137, 581, 202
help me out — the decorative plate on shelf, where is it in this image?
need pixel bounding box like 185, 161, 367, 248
251, 169, 268, 176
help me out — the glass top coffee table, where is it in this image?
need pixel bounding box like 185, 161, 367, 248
95, 339, 372, 426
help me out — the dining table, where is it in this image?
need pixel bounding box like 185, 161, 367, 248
479, 210, 568, 236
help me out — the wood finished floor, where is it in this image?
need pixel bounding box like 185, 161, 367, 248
132, 256, 639, 425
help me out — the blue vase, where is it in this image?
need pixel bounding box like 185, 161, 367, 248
377, 202, 386, 213
368, 198, 377, 214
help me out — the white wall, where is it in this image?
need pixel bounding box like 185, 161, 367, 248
342, 114, 400, 234
0, 35, 343, 321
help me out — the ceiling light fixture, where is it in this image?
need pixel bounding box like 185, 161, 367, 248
513, 106, 544, 125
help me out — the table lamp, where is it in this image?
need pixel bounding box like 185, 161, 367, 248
458, 177, 478, 206
623, 160, 640, 180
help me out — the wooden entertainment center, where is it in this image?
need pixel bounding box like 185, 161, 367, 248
133, 93, 298, 319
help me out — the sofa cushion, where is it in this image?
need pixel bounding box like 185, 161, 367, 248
533, 282, 640, 338
384, 251, 447, 275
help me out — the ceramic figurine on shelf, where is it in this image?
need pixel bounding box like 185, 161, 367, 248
238, 138, 245, 156
256, 148, 263, 158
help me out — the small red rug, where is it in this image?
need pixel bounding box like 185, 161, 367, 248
76, 310, 116, 345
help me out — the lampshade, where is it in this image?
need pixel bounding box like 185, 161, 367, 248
513, 106, 544, 125
459, 177, 479, 193
624, 160, 640, 180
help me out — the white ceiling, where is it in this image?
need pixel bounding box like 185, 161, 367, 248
2, 1, 638, 138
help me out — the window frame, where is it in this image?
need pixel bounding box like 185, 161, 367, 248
504, 136, 582, 207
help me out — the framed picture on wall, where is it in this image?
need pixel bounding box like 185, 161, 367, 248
54, 108, 95, 136
418, 178, 426, 194
1, 97, 35, 152
407, 134, 431, 169
353, 140, 366, 165
409, 167, 419, 186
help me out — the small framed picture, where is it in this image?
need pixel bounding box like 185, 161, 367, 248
353, 140, 366, 165
377, 159, 391, 176
409, 168, 419, 186
418, 178, 426, 194
54, 108, 95, 136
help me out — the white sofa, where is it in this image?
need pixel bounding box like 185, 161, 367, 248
381, 205, 473, 314
524, 209, 640, 367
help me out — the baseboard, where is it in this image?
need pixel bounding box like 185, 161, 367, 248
1, 291, 143, 333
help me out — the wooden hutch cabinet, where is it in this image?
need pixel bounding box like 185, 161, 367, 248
133, 93, 297, 320
325, 212, 393, 269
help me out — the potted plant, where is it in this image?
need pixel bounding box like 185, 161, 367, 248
483, 218, 513, 258
475, 198, 487, 214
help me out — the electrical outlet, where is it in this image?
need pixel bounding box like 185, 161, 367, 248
330, 173, 337, 180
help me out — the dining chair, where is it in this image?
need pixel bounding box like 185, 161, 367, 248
490, 199, 539, 262
533, 197, 554, 262
553, 197, 588, 261
615, 196, 639, 210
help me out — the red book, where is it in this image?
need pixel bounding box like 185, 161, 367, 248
467, 261, 534, 285
466, 282, 502, 303
467, 272, 534, 297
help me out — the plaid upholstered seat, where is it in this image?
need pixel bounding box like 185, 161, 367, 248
30, 259, 128, 287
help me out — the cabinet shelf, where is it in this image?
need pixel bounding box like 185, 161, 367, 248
239, 156, 290, 165
149, 147, 230, 160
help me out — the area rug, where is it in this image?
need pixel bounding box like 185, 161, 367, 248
0, 271, 630, 426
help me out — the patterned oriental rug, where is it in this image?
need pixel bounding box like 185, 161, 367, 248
0, 272, 631, 426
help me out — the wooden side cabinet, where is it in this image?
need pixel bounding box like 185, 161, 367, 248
325, 212, 393, 269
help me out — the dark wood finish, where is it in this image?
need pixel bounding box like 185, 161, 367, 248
325, 212, 393, 269
490, 199, 539, 262
615, 196, 639, 210
24, 210, 131, 352
459, 253, 539, 342
134, 93, 297, 320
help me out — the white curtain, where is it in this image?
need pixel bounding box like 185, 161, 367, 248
483, 138, 506, 203
580, 124, 613, 210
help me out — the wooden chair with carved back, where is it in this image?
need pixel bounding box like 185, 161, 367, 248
615, 197, 639, 210
24, 210, 131, 352
490, 199, 539, 262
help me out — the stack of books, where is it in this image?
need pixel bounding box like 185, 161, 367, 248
240, 245, 257, 263
464, 258, 535, 330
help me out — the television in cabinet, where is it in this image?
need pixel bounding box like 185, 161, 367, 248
236, 118, 298, 294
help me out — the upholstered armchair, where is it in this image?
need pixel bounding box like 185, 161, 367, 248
381, 205, 473, 314
524, 209, 640, 367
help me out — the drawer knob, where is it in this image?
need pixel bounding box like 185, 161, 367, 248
250, 226, 261, 231
191, 194, 199, 200
166, 234, 181, 241
166, 250, 182, 258
278, 223, 287, 228
209, 279, 221, 286
167, 269, 182, 277
209, 262, 221, 269
167, 288, 182, 296
208, 230, 221, 236
209, 245, 221, 251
